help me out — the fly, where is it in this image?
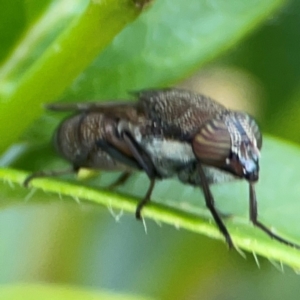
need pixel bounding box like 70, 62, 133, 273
24, 88, 300, 250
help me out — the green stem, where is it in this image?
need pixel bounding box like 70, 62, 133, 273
1, 167, 300, 270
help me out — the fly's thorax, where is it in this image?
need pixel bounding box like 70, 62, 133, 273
192, 111, 262, 182
119, 119, 196, 178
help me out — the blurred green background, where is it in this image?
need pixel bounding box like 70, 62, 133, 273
1, 0, 300, 299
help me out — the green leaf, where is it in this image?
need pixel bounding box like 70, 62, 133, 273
0, 0, 146, 153
268, 84, 300, 144
0, 0, 297, 290
64, 0, 286, 100
0, 0, 286, 164
1, 136, 300, 269
0, 284, 152, 300
0, 0, 287, 154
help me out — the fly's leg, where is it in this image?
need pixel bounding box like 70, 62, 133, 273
249, 183, 300, 250
106, 171, 132, 189
121, 132, 157, 179
197, 163, 234, 249
121, 131, 158, 219
97, 132, 158, 219
23, 167, 78, 187
96, 139, 140, 170
135, 178, 155, 219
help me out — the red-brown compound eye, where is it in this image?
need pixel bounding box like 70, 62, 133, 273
192, 119, 231, 166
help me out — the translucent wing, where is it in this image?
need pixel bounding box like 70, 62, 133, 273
46, 101, 142, 122
46, 101, 135, 111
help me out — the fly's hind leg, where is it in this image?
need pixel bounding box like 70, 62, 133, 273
97, 131, 158, 220
23, 166, 79, 187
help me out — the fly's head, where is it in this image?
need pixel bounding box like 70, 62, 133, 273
192, 112, 262, 182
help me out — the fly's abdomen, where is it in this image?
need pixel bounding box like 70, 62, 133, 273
54, 113, 129, 170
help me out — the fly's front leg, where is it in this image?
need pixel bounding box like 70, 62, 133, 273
249, 183, 300, 249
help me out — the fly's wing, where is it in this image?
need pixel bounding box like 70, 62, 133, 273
134, 88, 228, 139
47, 101, 135, 111
47, 88, 226, 135
47, 101, 142, 122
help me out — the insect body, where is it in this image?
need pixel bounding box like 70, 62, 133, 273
113, 89, 262, 248
23, 104, 141, 186
122, 89, 261, 183
53, 107, 141, 171
25, 88, 300, 250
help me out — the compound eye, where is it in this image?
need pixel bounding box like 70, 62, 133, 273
192, 119, 231, 165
